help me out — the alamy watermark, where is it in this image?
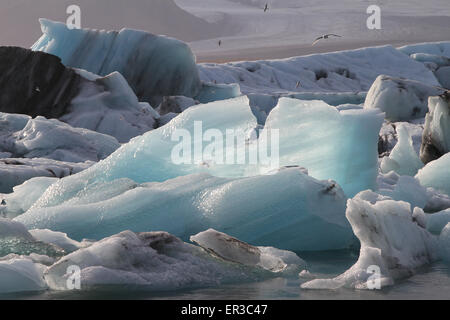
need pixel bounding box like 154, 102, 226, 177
66, 5, 81, 29
366, 265, 381, 290
66, 265, 81, 290
170, 121, 279, 170
367, 5, 382, 30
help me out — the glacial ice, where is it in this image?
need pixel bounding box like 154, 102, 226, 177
63, 71, 158, 143
33, 19, 202, 106
420, 93, 450, 164
380, 123, 424, 176
398, 42, 450, 58
198, 45, 440, 95
262, 98, 384, 196
426, 209, 450, 235
0, 112, 120, 163
190, 229, 306, 274
0, 258, 47, 294
416, 153, 450, 196
15, 168, 355, 251
301, 191, 438, 290
364, 75, 445, 122
44, 230, 305, 291
0, 158, 89, 194
435, 67, 450, 89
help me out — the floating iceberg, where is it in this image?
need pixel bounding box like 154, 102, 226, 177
301, 191, 438, 290
33, 19, 202, 106
44, 230, 304, 291
420, 93, 450, 164
364, 75, 445, 122
15, 168, 355, 251
439, 223, 450, 262
0, 258, 47, 294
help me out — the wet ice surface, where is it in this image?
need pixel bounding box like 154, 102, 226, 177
3, 250, 450, 300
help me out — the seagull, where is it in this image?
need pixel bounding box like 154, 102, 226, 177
1, 199, 6, 205
218, 40, 222, 47
264, 3, 269, 12
312, 34, 342, 46
295, 81, 301, 88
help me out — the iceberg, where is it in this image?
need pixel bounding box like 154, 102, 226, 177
439, 223, 450, 262
364, 75, 445, 122
15, 168, 355, 251
420, 93, 450, 164
33, 19, 202, 106
44, 230, 304, 291
301, 191, 438, 290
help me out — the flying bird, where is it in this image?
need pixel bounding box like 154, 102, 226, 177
312, 34, 342, 46
218, 40, 222, 47
264, 3, 269, 12
295, 81, 301, 88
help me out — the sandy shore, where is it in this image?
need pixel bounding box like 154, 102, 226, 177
195, 37, 450, 64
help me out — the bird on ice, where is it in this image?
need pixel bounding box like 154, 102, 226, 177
312, 34, 342, 46
263, 4, 269, 12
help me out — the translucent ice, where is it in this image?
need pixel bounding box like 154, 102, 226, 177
33, 19, 202, 105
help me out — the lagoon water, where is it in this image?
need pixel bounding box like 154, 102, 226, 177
3, 250, 450, 300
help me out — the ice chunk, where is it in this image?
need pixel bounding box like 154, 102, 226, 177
302, 191, 438, 290
426, 209, 450, 235
0, 177, 57, 218
0, 258, 47, 293
380, 123, 424, 176
62, 72, 158, 143
45, 230, 304, 291
33, 19, 202, 106
364, 75, 445, 122
0, 158, 90, 194
261, 98, 384, 196
416, 153, 450, 196
29, 229, 85, 253
16, 168, 354, 251
409, 53, 450, 67
439, 223, 450, 262
0, 218, 34, 241
377, 172, 428, 210
0, 112, 120, 163
378, 120, 424, 157
420, 93, 450, 164
190, 229, 306, 274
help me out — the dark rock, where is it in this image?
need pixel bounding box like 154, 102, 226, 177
0, 46, 82, 118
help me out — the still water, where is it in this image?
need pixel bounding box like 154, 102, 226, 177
2, 250, 450, 300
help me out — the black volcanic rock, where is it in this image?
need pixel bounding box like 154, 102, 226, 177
0, 46, 82, 118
